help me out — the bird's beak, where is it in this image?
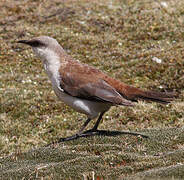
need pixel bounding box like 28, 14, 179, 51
17, 40, 31, 45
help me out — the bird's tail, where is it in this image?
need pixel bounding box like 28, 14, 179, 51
128, 88, 178, 104
107, 78, 178, 104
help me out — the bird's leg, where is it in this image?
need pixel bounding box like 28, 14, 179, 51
54, 111, 148, 144
82, 111, 106, 134
56, 112, 105, 143
77, 118, 92, 135
91, 111, 105, 131
56, 117, 92, 142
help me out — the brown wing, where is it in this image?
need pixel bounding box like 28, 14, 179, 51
59, 60, 133, 106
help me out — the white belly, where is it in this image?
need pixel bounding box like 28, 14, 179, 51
53, 85, 111, 119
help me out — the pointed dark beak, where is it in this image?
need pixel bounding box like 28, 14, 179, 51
17, 39, 43, 47
17, 40, 31, 45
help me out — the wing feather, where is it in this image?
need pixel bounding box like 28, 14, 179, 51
59, 60, 133, 106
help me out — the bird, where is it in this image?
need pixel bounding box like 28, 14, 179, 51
17, 36, 177, 142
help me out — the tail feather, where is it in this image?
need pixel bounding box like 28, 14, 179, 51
132, 90, 178, 104
105, 77, 178, 104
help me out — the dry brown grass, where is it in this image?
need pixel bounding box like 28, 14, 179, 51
0, 0, 184, 179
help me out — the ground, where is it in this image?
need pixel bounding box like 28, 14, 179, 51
0, 0, 184, 179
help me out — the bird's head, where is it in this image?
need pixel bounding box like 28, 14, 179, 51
17, 36, 62, 63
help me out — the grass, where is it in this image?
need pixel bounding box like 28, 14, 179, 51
0, 0, 184, 179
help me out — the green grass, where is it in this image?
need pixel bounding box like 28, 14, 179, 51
0, 0, 184, 179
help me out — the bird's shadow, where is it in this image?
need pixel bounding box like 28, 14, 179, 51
47, 129, 149, 146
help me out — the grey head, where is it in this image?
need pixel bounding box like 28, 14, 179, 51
18, 36, 63, 62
